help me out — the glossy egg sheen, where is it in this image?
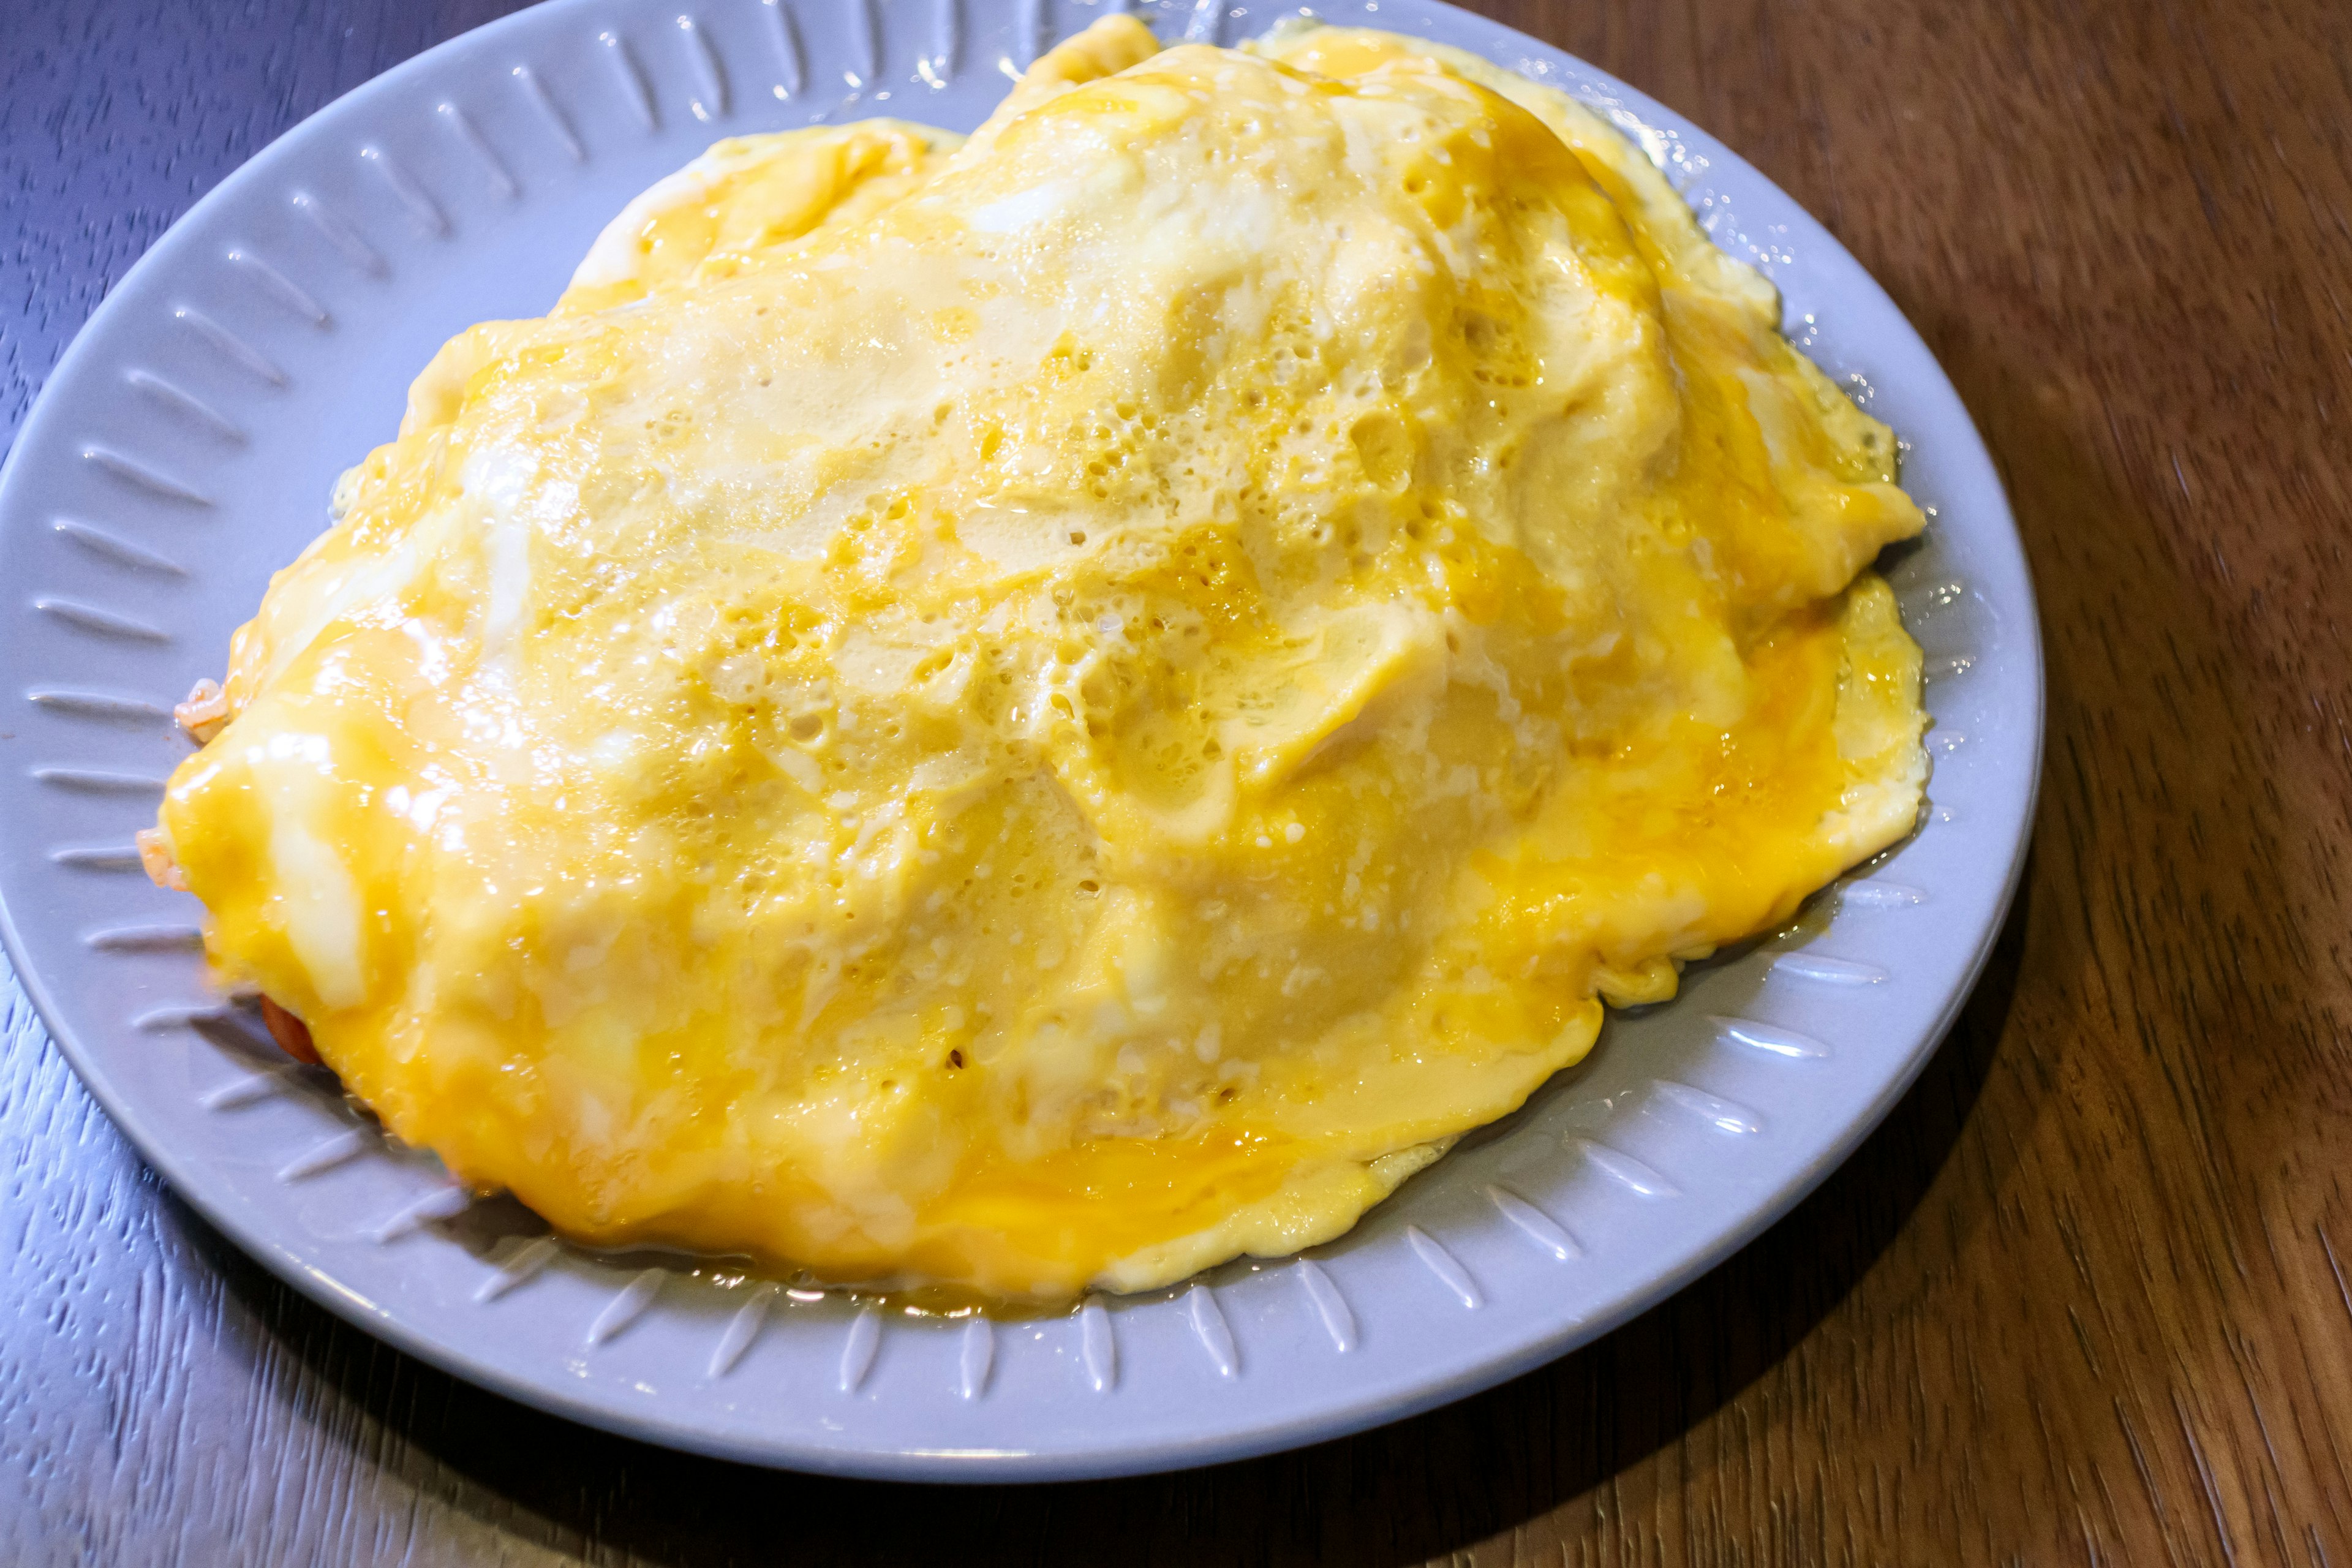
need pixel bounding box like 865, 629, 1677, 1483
149, 17, 1928, 1303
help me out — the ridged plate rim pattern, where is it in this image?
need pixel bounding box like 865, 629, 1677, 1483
0, 0, 2043, 1481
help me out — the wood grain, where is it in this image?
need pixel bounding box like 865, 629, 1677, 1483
4, 0, 2348, 1561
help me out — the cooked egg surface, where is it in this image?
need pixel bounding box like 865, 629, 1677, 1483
149, 17, 1926, 1302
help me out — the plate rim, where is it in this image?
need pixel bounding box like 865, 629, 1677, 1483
0, 0, 2045, 1481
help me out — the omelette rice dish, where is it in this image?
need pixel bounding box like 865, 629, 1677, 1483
143, 17, 1928, 1302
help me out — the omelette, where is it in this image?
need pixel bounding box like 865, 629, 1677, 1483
141, 17, 1927, 1303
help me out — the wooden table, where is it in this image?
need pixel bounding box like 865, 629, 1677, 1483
3, 0, 2342, 1559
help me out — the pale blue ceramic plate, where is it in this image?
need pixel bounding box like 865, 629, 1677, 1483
0, 0, 2040, 1480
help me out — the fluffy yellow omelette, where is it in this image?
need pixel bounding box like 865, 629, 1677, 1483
143, 17, 1928, 1303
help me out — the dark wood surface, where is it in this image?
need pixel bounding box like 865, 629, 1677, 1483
4, 0, 2348, 1560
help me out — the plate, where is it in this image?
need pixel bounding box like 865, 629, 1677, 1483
0, 0, 2041, 1481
